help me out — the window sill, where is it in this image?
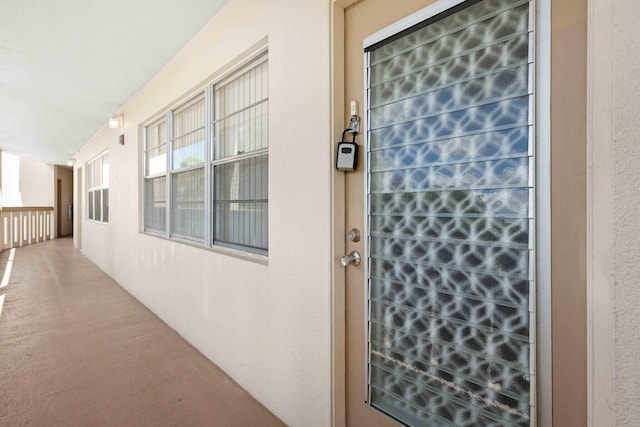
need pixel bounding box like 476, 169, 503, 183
139, 231, 268, 265
86, 219, 109, 225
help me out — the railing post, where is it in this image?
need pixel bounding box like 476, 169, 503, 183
0, 211, 6, 250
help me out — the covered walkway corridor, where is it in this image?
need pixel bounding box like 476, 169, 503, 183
0, 238, 284, 426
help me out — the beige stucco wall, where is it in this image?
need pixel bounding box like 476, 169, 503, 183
589, 0, 640, 425
74, 0, 332, 425
611, 1, 640, 422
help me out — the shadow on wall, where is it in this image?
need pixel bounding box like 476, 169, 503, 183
1, 153, 55, 208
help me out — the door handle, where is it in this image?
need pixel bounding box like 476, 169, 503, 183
340, 251, 361, 267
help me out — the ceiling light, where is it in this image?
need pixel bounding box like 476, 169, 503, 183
109, 114, 124, 129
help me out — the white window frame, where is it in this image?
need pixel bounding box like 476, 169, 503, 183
210, 54, 269, 254
142, 115, 168, 234
141, 49, 269, 260
86, 151, 109, 224
169, 91, 207, 243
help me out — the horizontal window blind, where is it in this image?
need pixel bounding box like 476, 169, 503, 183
214, 155, 268, 251
212, 54, 268, 253
144, 117, 168, 232
141, 51, 269, 256
171, 168, 205, 241
213, 57, 268, 159
144, 176, 166, 233
170, 94, 205, 241
172, 94, 206, 168
145, 118, 167, 176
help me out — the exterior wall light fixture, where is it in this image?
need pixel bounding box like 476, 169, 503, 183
109, 114, 124, 129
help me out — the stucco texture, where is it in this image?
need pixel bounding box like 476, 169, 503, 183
74, 0, 332, 425
613, 0, 640, 424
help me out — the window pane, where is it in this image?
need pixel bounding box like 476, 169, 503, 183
87, 162, 94, 189
214, 58, 268, 159
144, 176, 166, 232
94, 157, 102, 188
146, 119, 167, 175
94, 190, 102, 222
147, 146, 167, 176
215, 202, 268, 251
87, 153, 108, 222
88, 191, 94, 220
146, 118, 167, 150
172, 95, 206, 169
102, 154, 109, 188
102, 188, 109, 223
171, 168, 204, 240
214, 154, 268, 251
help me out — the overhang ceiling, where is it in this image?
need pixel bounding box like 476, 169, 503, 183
0, 0, 229, 165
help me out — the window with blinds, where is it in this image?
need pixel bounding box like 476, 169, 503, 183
144, 117, 167, 233
141, 51, 268, 256
171, 94, 206, 242
365, 0, 534, 425
212, 55, 268, 253
86, 152, 109, 223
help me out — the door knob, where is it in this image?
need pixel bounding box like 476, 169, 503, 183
340, 251, 361, 267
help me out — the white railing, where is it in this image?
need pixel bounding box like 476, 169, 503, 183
0, 207, 53, 250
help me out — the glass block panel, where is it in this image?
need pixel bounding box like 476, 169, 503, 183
144, 176, 166, 232
366, 0, 534, 426
369, 96, 530, 151
370, 157, 530, 193
171, 168, 204, 240
369, 127, 529, 170
370, 65, 529, 129
214, 154, 268, 252
369, 1, 530, 82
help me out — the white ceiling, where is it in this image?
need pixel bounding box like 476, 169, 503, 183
0, 0, 229, 165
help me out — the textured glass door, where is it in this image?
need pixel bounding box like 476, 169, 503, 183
365, 0, 535, 425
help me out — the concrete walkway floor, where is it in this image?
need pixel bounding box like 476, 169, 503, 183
0, 238, 285, 427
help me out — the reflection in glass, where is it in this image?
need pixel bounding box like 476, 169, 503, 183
366, 1, 534, 425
